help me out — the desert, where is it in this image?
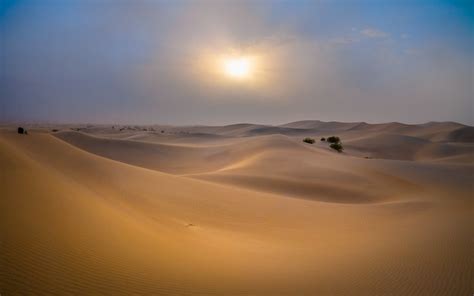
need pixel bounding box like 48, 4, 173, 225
2, 1, 473, 294
1, 121, 472, 295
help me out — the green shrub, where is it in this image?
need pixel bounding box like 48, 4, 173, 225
330, 142, 343, 152
320, 137, 326, 141
327, 136, 340, 143
303, 137, 315, 144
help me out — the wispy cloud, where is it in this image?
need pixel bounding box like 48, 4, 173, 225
360, 28, 388, 38
329, 37, 359, 45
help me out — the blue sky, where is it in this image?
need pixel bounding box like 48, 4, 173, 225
1, 0, 472, 124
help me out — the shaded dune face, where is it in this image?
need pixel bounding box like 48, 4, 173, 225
54, 121, 473, 202
1, 121, 473, 295
55, 131, 421, 203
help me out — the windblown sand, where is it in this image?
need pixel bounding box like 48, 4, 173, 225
1, 121, 472, 295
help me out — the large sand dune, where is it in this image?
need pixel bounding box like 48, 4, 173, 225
1, 121, 473, 295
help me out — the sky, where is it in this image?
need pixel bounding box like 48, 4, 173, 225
1, 0, 473, 125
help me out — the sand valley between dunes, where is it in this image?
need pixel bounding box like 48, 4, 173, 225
1, 121, 473, 295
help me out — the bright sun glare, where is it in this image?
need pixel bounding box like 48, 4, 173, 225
223, 57, 252, 79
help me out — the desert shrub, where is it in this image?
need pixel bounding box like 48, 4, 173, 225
320, 137, 326, 141
303, 137, 315, 144
17, 127, 24, 134
51, 129, 59, 132
330, 142, 343, 152
327, 136, 340, 143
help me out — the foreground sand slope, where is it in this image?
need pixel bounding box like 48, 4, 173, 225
1, 129, 473, 295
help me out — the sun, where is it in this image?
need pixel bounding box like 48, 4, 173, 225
223, 57, 252, 79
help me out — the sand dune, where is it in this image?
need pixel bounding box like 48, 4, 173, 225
55, 131, 315, 174
1, 121, 473, 295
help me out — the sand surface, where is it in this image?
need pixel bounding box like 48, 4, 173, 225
1, 121, 472, 295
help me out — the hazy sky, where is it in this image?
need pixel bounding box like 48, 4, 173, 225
1, 0, 473, 125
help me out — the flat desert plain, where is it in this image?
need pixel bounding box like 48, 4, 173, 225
1, 120, 473, 295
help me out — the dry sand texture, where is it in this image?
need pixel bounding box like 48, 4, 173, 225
1, 121, 473, 295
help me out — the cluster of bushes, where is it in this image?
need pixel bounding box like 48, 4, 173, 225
329, 142, 343, 153
327, 136, 343, 152
303, 135, 344, 153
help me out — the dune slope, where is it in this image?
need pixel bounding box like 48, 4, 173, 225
1, 129, 473, 295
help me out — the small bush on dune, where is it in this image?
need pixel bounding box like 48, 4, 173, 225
17, 127, 25, 134
303, 137, 315, 144
319, 135, 344, 153
330, 142, 343, 152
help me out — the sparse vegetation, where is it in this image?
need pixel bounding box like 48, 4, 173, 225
320, 135, 344, 152
17, 127, 25, 134
51, 129, 59, 132
330, 142, 343, 152
303, 137, 315, 144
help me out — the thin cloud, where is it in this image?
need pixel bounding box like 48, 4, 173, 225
329, 37, 359, 45
360, 28, 389, 38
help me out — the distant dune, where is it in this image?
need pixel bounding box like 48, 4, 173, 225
1, 120, 473, 295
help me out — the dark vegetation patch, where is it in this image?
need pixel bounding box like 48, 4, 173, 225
330, 142, 343, 153
17, 127, 27, 134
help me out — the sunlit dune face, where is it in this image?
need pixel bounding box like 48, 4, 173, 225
223, 57, 252, 79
